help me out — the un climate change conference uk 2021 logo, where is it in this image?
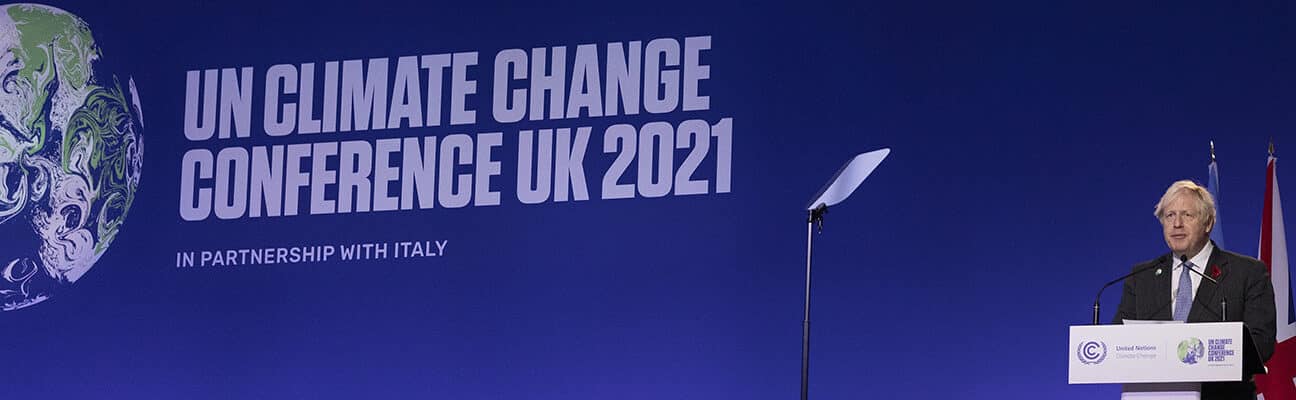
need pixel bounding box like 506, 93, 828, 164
1178, 337, 1205, 365
0, 4, 143, 311
1077, 340, 1107, 365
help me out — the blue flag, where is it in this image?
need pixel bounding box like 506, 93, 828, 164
1208, 159, 1225, 248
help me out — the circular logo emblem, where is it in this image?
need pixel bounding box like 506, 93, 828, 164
1077, 340, 1107, 365
0, 4, 144, 311
1177, 337, 1205, 364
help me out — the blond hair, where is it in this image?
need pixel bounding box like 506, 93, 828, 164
1153, 180, 1216, 229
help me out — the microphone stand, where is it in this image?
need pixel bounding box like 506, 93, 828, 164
801, 204, 827, 400
1091, 256, 1228, 325
1093, 260, 1162, 325
1179, 260, 1227, 321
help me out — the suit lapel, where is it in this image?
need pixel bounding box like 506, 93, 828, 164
1188, 246, 1229, 322
1151, 255, 1173, 320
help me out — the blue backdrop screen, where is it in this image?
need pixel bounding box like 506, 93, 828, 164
2, 1, 1293, 399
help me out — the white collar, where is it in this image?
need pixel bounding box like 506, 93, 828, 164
1176, 241, 1214, 269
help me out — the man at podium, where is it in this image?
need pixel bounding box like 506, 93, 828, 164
1114, 180, 1276, 399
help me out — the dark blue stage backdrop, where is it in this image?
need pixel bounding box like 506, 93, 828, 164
1, 1, 1293, 398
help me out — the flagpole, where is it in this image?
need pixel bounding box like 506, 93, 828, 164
1208, 140, 1225, 249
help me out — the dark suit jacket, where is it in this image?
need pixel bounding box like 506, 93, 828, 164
1113, 244, 1277, 400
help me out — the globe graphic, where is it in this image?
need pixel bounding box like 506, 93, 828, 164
0, 4, 143, 310
1177, 338, 1205, 364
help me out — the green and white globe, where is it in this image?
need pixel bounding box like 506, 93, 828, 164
0, 4, 143, 310
1177, 337, 1204, 364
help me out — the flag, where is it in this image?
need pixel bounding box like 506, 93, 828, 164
1209, 158, 1226, 248
1256, 156, 1295, 400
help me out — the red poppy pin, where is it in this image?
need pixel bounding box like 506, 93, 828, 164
1209, 265, 1222, 279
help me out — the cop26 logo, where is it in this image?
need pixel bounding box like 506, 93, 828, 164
0, 4, 144, 310
1077, 340, 1107, 365
1178, 338, 1205, 365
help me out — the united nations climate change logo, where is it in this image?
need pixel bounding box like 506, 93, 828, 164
0, 4, 143, 310
1077, 340, 1107, 365
1177, 337, 1205, 365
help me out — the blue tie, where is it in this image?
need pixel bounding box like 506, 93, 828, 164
1174, 261, 1194, 321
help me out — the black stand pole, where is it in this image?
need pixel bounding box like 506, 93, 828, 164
801, 204, 827, 400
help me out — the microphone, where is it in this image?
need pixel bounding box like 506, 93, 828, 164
1177, 255, 1227, 321
1092, 255, 1166, 325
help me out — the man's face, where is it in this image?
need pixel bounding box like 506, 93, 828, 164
1161, 193, 1212, 256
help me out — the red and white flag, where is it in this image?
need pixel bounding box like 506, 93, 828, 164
1257, 156, 1295, 400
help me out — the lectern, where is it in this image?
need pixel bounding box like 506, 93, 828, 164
1069, 322, 1266, 400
